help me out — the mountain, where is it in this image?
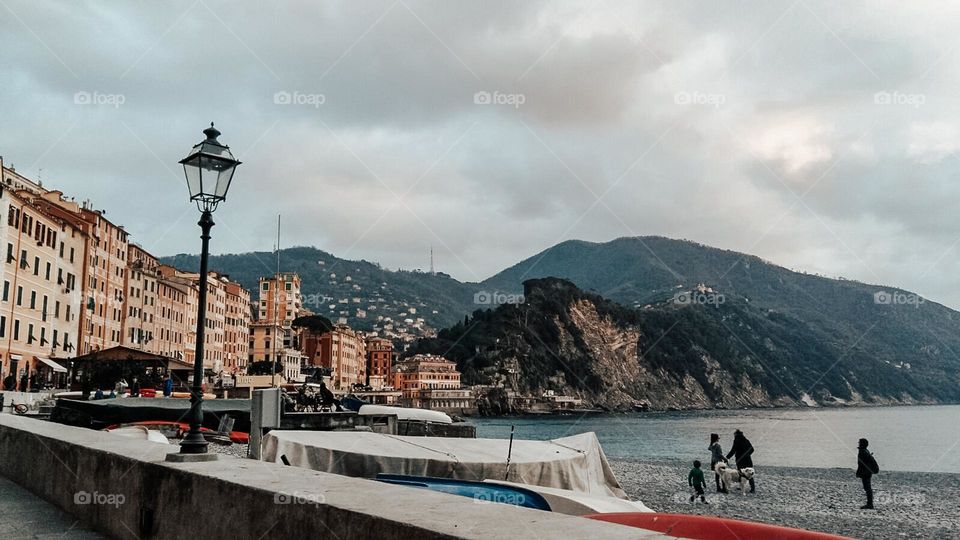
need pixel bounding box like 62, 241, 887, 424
405, 278, 960, 410
160, 247, 477, 337
161, 237, 960, 396
481, 237, 960, 383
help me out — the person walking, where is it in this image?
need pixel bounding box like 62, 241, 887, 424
709, 433, 728, 493
688, 460, 709, 503
856, 438, 879, 510
725, 429, 756, 493
163, 376, 174, 398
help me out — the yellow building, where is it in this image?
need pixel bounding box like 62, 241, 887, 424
0, 184, 85, 387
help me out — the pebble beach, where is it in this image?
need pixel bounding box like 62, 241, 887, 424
610, 459, 960, 539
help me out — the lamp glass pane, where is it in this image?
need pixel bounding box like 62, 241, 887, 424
182, 155, 202, 199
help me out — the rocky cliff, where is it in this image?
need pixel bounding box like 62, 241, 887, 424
407, 278, 958, 411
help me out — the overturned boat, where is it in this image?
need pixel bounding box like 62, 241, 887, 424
262, 430, 629, 499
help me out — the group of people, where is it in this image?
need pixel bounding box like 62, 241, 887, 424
90, 376, 176, 400
687, 429, 881, 510
688, 429, 755, 502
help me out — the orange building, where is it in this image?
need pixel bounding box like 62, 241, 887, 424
0, 183, 86, 387
392, 354, 472, 411
310, 325, 365, 391
365, 337, 393, 390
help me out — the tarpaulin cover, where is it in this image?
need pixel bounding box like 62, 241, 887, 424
51, 397, 251, 432
262, 430, 628, 499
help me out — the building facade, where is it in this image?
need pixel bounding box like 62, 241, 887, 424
393, 354, 472, 412
365, 336, 393, 390
0, 162, 254, 389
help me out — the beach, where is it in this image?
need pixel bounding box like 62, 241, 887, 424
610, 459, 960, 539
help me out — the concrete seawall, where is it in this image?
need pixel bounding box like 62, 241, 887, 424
0, 415, 666, 539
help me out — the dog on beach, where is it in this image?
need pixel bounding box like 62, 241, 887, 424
714, 462, 755, 495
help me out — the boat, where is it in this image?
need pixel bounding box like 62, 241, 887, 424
102, 421, 249, 444
356, 404, 452, 424
262, 431, 628, 499
585, 513, 851, 539
375, 474, 551, 511
105, 425, 169, 444
374, 474, 651, 516
485, 480, 652, 515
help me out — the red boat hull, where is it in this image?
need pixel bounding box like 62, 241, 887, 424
584, 512, 850, 540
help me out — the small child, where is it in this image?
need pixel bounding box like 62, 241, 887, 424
688, 459, 708, 503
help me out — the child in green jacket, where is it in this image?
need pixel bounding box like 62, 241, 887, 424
688, 460, 708, 503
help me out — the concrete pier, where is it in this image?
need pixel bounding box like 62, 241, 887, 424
0, 415, 669, 539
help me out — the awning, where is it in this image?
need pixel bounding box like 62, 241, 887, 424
9, 354, 22, 361
36, 357, 67, 373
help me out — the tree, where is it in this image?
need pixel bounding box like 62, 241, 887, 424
291, 314, 334, 333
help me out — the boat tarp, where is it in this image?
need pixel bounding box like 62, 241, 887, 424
51, 397, 252, 432
262, 430, 628, 499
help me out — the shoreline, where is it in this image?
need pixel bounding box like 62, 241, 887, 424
467, 401, 960, 418
610, 458, 957, 539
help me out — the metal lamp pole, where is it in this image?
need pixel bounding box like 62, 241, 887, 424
174, 123, 240, 457
180, 210, 214, 454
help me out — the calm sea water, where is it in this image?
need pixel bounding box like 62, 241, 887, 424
469, 405, 960, 473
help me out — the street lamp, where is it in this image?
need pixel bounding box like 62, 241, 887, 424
178, 123, 241, 455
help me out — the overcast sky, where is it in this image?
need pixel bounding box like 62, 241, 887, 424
2, 1, 960, 306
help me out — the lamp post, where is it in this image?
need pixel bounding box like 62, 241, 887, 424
178, 123, 241, 455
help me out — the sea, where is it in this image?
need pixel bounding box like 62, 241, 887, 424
469, 405, 960, 473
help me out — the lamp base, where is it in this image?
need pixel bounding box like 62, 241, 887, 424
165, 452, 219, 463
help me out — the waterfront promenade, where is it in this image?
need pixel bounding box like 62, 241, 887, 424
0, 473, 103, 539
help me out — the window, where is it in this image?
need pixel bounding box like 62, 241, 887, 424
5, 243, 12, 263
13, 320, 19, 341
1, 281, 8, 302
69, 247, 75, 263
42, 296, 48, 321
63, 333, 69, 352
262, 283, 269, 291
16, 286, 22, 306
33, 256, 39, 275
26, 323, 33, 343
54, 301, 60, 318
45, 262, 51, 280
0, 316, 4, 338
285, 282, 292, 291
29, 291, 36, 309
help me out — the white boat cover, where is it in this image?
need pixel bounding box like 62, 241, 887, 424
262, 430, 628, 499
357, 404, 452, 424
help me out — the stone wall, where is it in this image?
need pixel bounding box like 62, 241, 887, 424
0, 415, 661, 539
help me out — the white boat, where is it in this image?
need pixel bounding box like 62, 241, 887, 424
105, 425, 169, 444
484, 479, 652, 515
262, 431, 628, 499
357, 404, 452, 424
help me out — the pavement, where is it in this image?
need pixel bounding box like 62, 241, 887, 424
0, 474, 104, 539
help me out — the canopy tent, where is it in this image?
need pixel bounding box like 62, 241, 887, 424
262, 431, 628, 499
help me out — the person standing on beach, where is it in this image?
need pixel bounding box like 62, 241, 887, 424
709, 433, 728, 493
856, 438, 879, 510
726, 429, 756, 493
688, 460, 709, 503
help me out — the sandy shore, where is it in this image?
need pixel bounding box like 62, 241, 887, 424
609, 459, 959, 539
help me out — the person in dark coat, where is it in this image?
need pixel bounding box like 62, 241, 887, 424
856, 438, 879, 509
709, 433, 728, 493
319, 382, 343, 412
2, 374, 14, 391
725, 429, 756, 493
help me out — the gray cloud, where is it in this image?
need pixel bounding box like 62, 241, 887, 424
2, 0, 960, 308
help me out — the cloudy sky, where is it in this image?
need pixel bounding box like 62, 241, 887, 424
2, 1, 960, 306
